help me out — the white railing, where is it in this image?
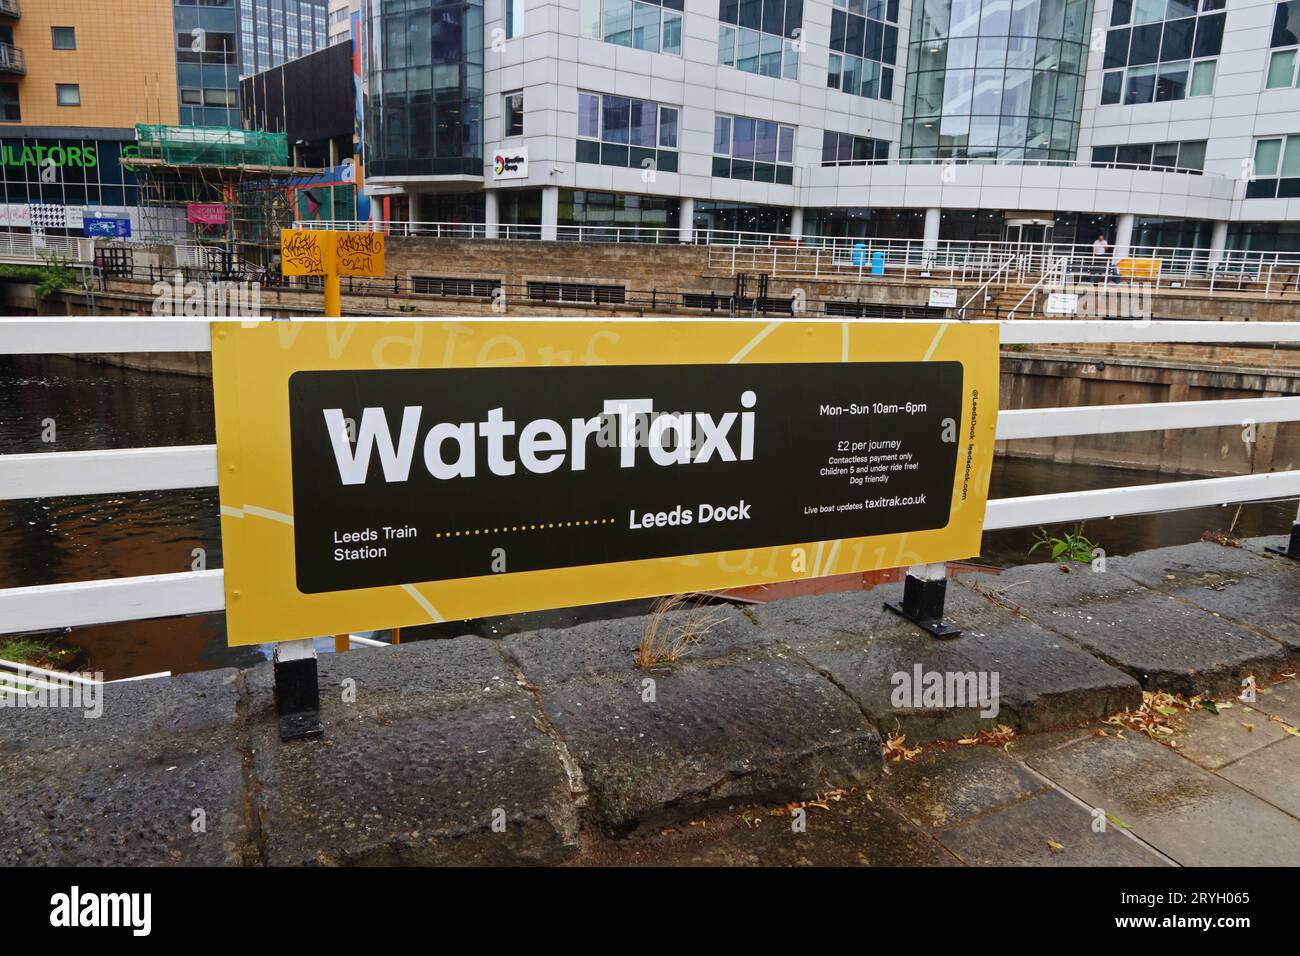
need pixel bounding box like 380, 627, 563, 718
958, 255, 1018, 318
3, 318, 1300, 640
1007, 255, 1070, 320
290, 222, 1300, 292
0, 231, 91, 263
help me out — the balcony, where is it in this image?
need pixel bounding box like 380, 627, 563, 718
0, 0, 18, 18
0, 42, 23, 75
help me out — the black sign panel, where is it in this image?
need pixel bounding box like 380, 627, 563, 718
288, 362, 962, 593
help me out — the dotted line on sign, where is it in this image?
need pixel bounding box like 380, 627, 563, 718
434, 518, 617, 538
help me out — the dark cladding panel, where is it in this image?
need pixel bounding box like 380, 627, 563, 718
241, 41, 354, 143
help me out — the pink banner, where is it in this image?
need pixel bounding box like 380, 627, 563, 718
187, 203, 226, 225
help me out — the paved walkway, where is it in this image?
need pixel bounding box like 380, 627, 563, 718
576, 675, 1300, 865
1, 536, 1297, 865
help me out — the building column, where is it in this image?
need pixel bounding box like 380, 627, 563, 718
789, 207, 804, 242
1114, 213, 1135, 260
484, 189, 500, 240
541, 186, 559, 241
679, 196, 695, 244
923, 207, 941, 251
1208, 220, 1229, 268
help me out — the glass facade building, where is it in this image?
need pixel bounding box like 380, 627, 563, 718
366, 0, 484, 177
174, 0, 242, 127
900, 0, 1091, 160
239, 0, 330, 78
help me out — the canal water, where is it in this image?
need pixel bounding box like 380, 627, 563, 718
1, 353, 1293, 679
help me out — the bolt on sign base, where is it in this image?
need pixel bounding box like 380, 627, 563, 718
1265, 524, 1300, 561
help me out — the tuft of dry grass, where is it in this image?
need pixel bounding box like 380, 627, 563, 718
636, 595, 726, 668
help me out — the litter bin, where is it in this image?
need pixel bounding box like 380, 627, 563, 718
852, 242, 868, 267
871, 250, 885, 275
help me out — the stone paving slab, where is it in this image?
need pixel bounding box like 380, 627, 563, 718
573, 794, 958, 866
0, 743, 249, 866
1249, 677, 1300, 725
500, 604, 774, 683
873, 745, 1049, 831
513, 652, 881, 835
755, 586, 1142, 743
241, 639, 581, 866
248, 697, 580, 865
1116, 541, 1300, 659
982, 563, 1287, 697
1027, 732, 1300, 866
0, 666, 241, 759
1217, 738, 1300, 819
1169, 704, 1290, 771
930, 787, 1172, 867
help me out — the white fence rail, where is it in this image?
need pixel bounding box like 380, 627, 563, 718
2, 318, 1299, 637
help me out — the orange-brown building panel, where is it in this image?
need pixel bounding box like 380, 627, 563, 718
0, 0, 178, 128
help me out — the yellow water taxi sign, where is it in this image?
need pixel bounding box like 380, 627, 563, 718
211, 320, 999, 646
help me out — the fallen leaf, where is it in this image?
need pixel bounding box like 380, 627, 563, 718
1048, 839, 1065, 853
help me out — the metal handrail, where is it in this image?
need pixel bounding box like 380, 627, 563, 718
958, 254, 1017, 318
1007, 255, 1070, 320
293, 221, 1300, 271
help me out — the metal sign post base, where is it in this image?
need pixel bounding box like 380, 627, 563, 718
1265, 523, 1300, 561
274, 639, 323, 741
884, 563, 962, 640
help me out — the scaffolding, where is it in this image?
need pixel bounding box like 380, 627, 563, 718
131, 124, 322, 268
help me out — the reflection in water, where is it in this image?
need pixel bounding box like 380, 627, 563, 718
0, 354, 1293, 679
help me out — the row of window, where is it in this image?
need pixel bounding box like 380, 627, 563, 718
1100, 3, 1222, 105
1091, 140, 1206, 173
1101, 58, 1216, 104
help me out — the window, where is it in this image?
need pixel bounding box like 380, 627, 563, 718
56, 84, 81, 107
51, 27, 77, 50
176, 30, 237, 64
1099, 4, 1222, 104
506, 0, 523, 38
504, 91, 524, 138
587, 0, 683, 55
204, 88, 237, 107
821, 130, 889, 165
824, 0, 896, 99
1247, 134, 1300, 198
719, 0, 804, 80
576, 91, 679, 173
0, 83, 18, 122
180, 87, 203, 105
1267, 2, 1300, 88
1091, 139, 1205, 173
713, 113, 795, 183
